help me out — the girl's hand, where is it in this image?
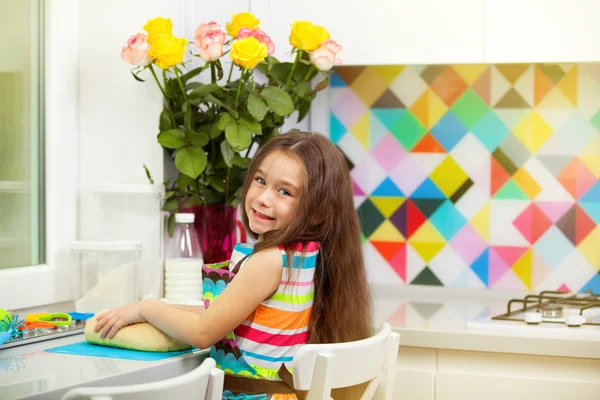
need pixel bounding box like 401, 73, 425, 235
93, 301, 147, 339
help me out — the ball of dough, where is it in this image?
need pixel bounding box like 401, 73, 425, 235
84, 310, 191, 352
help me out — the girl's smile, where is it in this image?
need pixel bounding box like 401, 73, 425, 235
251, 208, 275, 221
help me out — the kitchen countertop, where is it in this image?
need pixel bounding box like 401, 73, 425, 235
0, 334, 208, 400
371, 284, 600, 359
3, 284, 599, 399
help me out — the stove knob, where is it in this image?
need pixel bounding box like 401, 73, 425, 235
565, 315, 585, 327
525, 312, 542, 324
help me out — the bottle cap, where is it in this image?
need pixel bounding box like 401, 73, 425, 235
175, 213, 195, 223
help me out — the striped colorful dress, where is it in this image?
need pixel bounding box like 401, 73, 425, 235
202, 242, 319, 400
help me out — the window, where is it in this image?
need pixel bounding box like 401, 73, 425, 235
0, 0, 78, 310
0, 0, 44, 270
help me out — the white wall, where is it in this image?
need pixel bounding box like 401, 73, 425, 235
77, 0, 174, 239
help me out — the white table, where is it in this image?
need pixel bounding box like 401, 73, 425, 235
0, 334, 208, 400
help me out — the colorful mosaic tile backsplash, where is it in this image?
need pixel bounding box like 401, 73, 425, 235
327, 64, 600, 292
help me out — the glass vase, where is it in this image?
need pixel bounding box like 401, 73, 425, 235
184, 205, 246, 264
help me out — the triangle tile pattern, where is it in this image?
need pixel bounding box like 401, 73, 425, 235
329, 63, 599, 292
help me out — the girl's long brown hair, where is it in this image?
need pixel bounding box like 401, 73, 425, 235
239, 131, 372, 344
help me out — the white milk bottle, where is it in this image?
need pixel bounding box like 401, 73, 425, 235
164, 213, 204, 303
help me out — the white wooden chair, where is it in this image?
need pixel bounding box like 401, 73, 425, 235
61, 357, 224, 400
291, 322, 400, 400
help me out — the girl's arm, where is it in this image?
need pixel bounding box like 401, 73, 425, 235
168, 304, 205, 315
140, 246, 283, 348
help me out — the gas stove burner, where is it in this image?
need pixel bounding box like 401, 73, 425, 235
472, 290, 600, 336
566, 315, 585, 327
540, 304, 563, 318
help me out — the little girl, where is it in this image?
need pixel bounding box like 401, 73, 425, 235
94, 132, 372, 399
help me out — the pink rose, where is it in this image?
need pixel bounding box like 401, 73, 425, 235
121, 33, 153, 66
309, 40, 342, 71
237, 28, 275, 55
194, 22, 226, 62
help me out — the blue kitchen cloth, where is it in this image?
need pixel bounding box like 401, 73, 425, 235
44, 341, 194, 361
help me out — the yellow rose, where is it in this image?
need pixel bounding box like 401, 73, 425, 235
143, 17, 173, 44
226, 12, 260, 38
230, 37, 267, 69
289, 21, 330, 52
149, 35, 187, 69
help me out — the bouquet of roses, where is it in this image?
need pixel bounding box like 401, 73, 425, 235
121, 12, 341, 231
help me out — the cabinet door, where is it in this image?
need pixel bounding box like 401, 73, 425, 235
393, 347, 436, 400
436, 349, 600, 400
250, 0, 484, 65
485, 0, 600, 63
395, 369, 435, 400
436, 372, 600, 400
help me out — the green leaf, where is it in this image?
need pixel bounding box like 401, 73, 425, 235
266, 56, 280, 65
294, 63, 318, 82
143, 164, 154, 184
220, 140, 235, 168
189, 83, 220, 98
183, 102, 192, 128
233, 154, 251, 168
262, 113, 274, 128
270, 63, 293, 85
187, 96, 203, 106
178, 173, 192, 189
158, 129, 186, 149
261, 86, 294, 117
163, 197, 179, 212
167, 213, 175, 237
215, 60, 224, 80
159, 111, 172, 132
260, 127, 279, 144
181, 64, 209, 83
247, 94, 268, 122
314, 75, 330, 92
225, 124, 252, 152
205, 94, 239, 119
131, 70, 145, 82
189, 130, 210, 147
210, 124, 222, 139
208, 175, 225, 193
216, 113, 235, 131
197, 125, 211, 135
175, 146, 207, 178
200, 185, 224, 205
184, 196, 200, 208
292, 83, 309, 97
203, 161, 214, 175
298, 98, 312, 122
256, 62, 269, 76
164, 190, 174, 200
185, 82, 203, 91
239, 114, 262, 135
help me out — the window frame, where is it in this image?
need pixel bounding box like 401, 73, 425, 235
0, 0, 78, 311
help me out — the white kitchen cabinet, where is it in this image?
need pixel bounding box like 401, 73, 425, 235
394, 347, 436, 400
390, 346, 600, 399
435, 349, 600, 400
436, 373, 600, 400
250, 0, 484, 65
484, 0, 600, 63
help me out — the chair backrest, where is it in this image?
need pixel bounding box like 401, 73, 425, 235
291, 322, 400, 400
61, 357, 224, 400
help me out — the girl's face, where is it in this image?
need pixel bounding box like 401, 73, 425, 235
245, 150, 304, 241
